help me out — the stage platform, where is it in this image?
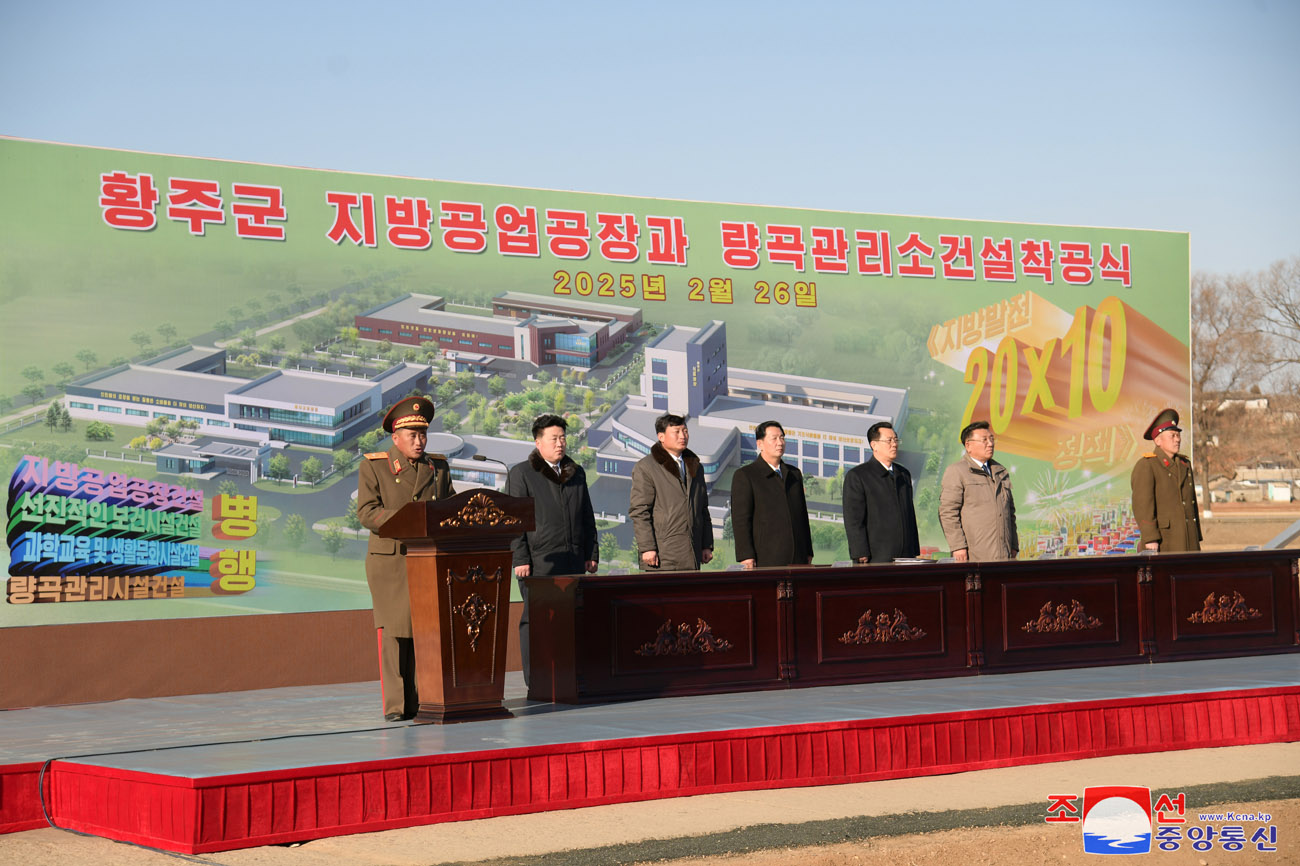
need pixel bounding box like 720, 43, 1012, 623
3, 655, 1298, 854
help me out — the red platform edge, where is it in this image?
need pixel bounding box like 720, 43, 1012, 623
19, 686, 1300, 854
0, 762, 48, 834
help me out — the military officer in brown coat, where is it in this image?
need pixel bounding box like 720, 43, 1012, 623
1131, 408, 1201, 552
630, 413, 714, 571
357, 395, 455, 721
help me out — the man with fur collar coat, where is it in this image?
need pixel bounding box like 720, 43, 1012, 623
505, 414, 598, 685
629, 413, 714, 572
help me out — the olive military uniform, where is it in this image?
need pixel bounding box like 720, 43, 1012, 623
356, 396, 455, 719
1130, 408, 1201, 552
357, 446, 454, 716
1131, 450, 1201, 551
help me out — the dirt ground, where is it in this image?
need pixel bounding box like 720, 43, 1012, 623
1197, 503, 1299, 551
1196, 509, 1300, 548
650, 799, 1298, 866
5, 800, 1295, 866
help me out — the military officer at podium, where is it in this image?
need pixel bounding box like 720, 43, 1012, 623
357, 395, 455, 721
1131, 408, 1202, 552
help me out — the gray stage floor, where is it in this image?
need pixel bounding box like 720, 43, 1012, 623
2, 656, 1296, 778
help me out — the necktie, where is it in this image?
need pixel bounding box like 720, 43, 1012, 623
678, 457, 686, 483
983, 463, 993, 479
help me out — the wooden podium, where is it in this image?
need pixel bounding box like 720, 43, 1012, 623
378, 489, 534, 724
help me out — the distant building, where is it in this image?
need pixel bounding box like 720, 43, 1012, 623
356, 292, 639, 368
587, 321, 909, 486
154, 437, 272, 481
409, 431, 537, 492
491, 291, 642, 328
66, 346, 430, 450
1233, 458, 1300, 483
591, 400, 740, 486
642, 320, 728, 416
1216, 397, 1270, 412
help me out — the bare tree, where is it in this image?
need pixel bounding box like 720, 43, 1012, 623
1245, 255, 1300, 392
1191, 258, 1300, 503
1190, 271, 1258, 494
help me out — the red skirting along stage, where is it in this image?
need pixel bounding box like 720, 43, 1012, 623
3, 657, 1298, 853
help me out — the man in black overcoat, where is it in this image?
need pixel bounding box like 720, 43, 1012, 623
730, 420, 814, 568
505, 414, 598, 685
842, 421, 920, 563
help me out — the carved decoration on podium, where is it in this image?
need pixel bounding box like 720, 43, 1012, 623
634, 618, 733, 656
447, 564, 504, 584
1187, 590, 1262, 624
439, 493, 522, 528
452, 593, 495, 651
839, 608, 927, 644
447, 565, 504, 651
1021, 599, 1102, 633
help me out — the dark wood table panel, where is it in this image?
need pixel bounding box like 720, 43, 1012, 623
526, 551, 1299, 704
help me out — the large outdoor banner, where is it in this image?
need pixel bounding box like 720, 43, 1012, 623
0, 137, 1191, 628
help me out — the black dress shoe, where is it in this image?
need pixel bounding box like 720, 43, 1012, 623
384, 712, 408, 722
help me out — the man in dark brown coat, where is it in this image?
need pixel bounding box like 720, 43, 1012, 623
630, 413, 714, 572
357, 395, 455, 721
1131, 408, 1201, 552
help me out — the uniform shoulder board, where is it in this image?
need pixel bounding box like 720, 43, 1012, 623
364, 452, 389, 460
1141, 452, 1156, 459
428, 453, 448, 461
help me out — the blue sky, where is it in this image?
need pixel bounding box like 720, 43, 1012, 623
3, 0, 1296, 273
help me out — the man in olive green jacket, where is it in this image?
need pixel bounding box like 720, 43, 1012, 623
357, 395, 455, 721
629, 413, 714, 572
1131, 408, 1201, 552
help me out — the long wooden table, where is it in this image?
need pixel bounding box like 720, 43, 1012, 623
524, 550, 1300, 703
